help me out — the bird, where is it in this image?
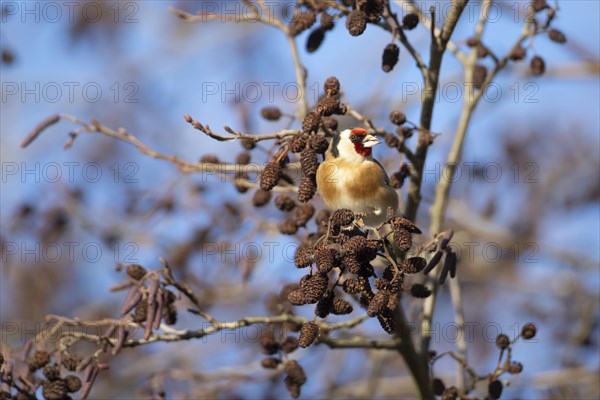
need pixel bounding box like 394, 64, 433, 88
316, 128, 398, 226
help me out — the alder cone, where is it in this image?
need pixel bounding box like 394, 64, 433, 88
279, 219, 298, 235
64, 375, 82, 392
302, 274, 328, 303
320, 12, 335, 31
389, 110, 406, 125
402, 257, 427, 274
330, 209, 354, 227
331, 298, 353, 315
260, 162, 280, 191
290, 134, 308, 153
315, 295, 333, 318
382, 43, 400, 72
317, 97, 346, 116
358, 0, 384, 23
393, 227, 412, 252
126, 264, 147, 280
346, 10, 367, 36
275, 194, 296, 211
293, 203, 315, 226
367, 291, 389, 317
402, 13, 419, 29
314, 247, 337, 273
288, 289, 308, 305
410, 283, 431, 298
302, 111, 321, 133
261, 106, 282, 121
289, 10, 316, 36
252, 190, 271, 207
310, 135, 328, 154
377, 310, 396, 334
324, 76, 340, 96
298, 176, 317, 203
294, 244, 313, 268
42, 380, 67, 400
28, 351, 50, 371
306, 27, 326, 53
300, 148, 319, 176
298, 321, 319, 347
284, 360, 307, 385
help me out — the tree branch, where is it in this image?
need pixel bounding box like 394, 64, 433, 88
55, 313, 371, 350
421, 4, 536, 395
404, 0, 469, 223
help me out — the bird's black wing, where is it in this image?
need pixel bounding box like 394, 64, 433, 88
372, 159, 391, 185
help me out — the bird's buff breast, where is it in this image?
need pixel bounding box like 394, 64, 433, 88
316, 159, 397, 214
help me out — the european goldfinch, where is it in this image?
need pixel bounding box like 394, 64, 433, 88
316, 128, 399, 226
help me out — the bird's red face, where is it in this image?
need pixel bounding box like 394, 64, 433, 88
348, 128, 380, 157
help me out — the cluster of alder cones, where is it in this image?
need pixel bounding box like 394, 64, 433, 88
289, 210, 432, 336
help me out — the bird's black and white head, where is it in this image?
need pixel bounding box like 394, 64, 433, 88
331, 128, 380, 162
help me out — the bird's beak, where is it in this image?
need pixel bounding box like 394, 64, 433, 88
361, 134, 380, 148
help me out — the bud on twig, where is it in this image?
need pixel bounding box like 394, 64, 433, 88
548, 29, 566, 43
530, 56, 546, 76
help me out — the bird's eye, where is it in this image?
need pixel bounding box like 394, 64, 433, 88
350, 134, 360, 142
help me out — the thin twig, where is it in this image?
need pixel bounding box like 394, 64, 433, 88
285, 33, 309, 118
168, 6, 285, 30
160, 257, 218, 325
430, 350, 489, 392
184, 114, 300, 142
448, 278, 467, 390
56, 313, 371, 350
21, 114, 303, 178
344, 103, 386, 135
